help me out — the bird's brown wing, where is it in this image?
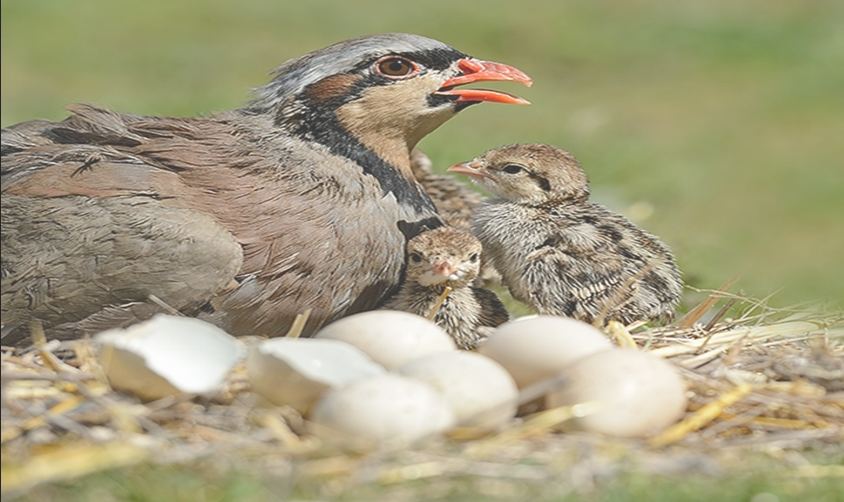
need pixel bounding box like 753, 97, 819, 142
1, 108, 245, 343
2, 104, 408, 341
520, 217, 635, 322
521, 204, 678, 324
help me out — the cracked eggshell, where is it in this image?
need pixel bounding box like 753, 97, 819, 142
310, 374, 455, 446
314, 311, 456, 369
547, 349, 688, 437
398, 351, 518, 430
96, 314, 245, 400
478, 315, 613, 388
247, 338, 385, 414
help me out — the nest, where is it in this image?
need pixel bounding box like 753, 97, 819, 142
2, 289, 842, 498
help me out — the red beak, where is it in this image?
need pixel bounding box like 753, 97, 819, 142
436, 58, 532, 105
447, 161, 487, 180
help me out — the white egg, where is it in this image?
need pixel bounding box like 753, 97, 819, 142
314, 310, 456, 369
546, 349, 688, 437
247, 338, 386, 413
310, 374, 455, 446
477, 315, 613, 388
398, 351, 518, 430
96, 314, 245, 400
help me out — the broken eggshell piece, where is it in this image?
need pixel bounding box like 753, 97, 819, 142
95, 314, 245, 400
247, 338, 386, 414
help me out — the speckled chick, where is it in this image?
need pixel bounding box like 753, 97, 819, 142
381, 226, 509, 349
449, 143, 682, 325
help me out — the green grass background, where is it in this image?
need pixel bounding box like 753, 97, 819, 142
3, 0, 843, 308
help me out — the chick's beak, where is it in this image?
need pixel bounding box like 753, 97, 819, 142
447, 160, 487, 180
437, 58, 532, 105
432, 259, 457, 278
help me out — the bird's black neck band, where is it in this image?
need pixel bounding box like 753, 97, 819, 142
286, 107, 437, 215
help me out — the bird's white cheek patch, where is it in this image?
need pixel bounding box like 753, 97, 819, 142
334, 77, 452, 176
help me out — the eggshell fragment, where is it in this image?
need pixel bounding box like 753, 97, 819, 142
398, 351, 517, 430
96, 314, 245, 400
310, 374, 455, 446
477, 315, 613, 388
546, 349, 688, 437
314, 311, 456, 369
247, 338, 385, 413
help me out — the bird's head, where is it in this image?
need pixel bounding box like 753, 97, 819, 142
448, 143, 590, 206
405, 226, 482, 289
246, 34, 531, 176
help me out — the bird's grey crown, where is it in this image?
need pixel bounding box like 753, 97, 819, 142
245, 33, 463, 113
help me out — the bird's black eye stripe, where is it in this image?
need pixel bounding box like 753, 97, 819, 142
352, 47, 468, 74
498, 163, 552, 191
535, 176, 552, 191
397, 48, 467, 71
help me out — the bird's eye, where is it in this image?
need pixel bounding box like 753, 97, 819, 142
469, 253, 479, 262
502, 164, 524, 174
409, 252, 422, 263
375, 56, 418, 78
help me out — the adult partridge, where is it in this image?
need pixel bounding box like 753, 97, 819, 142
1, 34, 531, 344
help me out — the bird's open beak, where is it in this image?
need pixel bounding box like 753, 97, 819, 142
436, 59, 532, 105
447, 161, 487, 179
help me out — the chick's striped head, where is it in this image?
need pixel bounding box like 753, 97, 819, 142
405, 226, 483, 288
449, 143, 590, 206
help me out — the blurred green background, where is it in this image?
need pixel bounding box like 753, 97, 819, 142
3, 0, 843, 308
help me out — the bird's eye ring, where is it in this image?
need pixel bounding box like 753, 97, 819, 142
502, 164, 524, 174
409, 252, 422, 263
375, 56, 419, 79
469, 253, 479, 262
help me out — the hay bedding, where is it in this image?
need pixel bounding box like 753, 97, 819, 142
2, 291, 842, 497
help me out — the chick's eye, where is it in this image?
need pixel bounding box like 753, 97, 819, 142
502, 164, 524, 174
376, 57, 417, 78
409, 252, 422, 263
469, 253, 479, 262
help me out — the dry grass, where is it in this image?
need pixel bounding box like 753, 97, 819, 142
2, 291, 842, 499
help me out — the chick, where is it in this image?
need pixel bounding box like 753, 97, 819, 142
448, 143, 682, 325
381, 226, 509, 349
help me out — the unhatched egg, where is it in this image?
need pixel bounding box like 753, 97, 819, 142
398, 351, 518, 430
310, 374, 455, 446
546, 349, 688, 437
314, 310, 456, 369
477, 315, 613, 388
